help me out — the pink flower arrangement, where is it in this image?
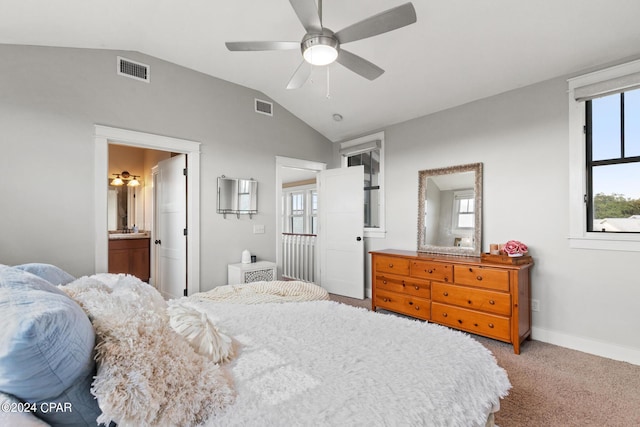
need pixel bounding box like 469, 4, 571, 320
502, 240, 528, 256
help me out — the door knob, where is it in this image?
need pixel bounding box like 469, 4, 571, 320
155, 239, 161, 245
356, 236, 362, 241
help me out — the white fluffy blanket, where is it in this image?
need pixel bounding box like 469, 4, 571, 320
192, 280, 329, 304
181, 298, 511, 427
61, 274, 235, 427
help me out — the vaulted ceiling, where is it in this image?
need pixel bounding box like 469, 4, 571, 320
2, 0, 640, 141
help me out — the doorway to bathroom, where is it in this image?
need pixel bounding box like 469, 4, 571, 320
94, 125, 201, 296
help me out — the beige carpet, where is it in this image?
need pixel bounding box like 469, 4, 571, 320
329, 294, 640, 426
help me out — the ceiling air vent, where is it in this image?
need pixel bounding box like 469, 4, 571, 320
255, 99, 273, 116
117, 56, 150, 83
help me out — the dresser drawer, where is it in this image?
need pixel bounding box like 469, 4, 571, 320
374, 289, 431, 321
432, 302, 510, 341
374, 255, 410, 275
375, 274, 431, 299
410, 260, 452, 283
454, 265, 509, 291
432, 282, 511, 316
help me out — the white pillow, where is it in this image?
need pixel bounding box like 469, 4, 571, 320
168, 302, 235, 364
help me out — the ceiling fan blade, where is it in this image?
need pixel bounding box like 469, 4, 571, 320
336, 49, 384, 81
286, 60, 312, 89
225, 41, 300, 51
334, 2, 417, 44
289, 0, 322, 34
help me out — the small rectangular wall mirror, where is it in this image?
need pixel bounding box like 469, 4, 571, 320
417, 163, 482, 256
217, 176, 258, 218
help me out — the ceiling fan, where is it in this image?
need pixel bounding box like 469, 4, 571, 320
225, 0, 417, 89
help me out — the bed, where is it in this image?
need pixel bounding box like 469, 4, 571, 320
0, 264, 510, 427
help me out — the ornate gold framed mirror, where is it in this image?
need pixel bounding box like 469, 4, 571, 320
417, 163, 483, 256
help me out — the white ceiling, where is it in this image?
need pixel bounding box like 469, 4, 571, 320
2, 0, 640, 142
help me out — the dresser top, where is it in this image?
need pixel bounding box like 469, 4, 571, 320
370, 249, 533, 269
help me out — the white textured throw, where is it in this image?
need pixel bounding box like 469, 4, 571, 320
180, 299, 511, 427
61, 275, 235, 427
192, 280, 329, 304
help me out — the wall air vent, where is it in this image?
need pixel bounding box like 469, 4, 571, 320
117, 56, 150, 83
255, 98, 273, 116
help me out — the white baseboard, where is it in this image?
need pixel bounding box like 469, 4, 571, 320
532, 326, 640, 366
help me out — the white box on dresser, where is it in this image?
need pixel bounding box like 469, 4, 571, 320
228, 261, 277, 285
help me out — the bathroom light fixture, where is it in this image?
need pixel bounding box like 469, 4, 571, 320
110, 171, 140, 186
110, 174, 124, 186
127, 176, 140, 187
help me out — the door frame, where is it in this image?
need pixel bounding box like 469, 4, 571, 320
275, 156, 326, 281
94, 125, 201, 295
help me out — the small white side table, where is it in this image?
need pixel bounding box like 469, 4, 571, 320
228, 261, 277, 284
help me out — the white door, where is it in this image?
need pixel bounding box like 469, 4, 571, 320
318, 166, 365, 299
155, 154, 187, 299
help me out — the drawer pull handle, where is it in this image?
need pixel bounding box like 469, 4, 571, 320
414, 285, 419, 290
469, 268, 473, 272
468, 300, 472, 304
457, 319, 463, 324
488, 323, 494, 328
388, 263, 393, 268
383, 280, 387, 284
489, 300, 495, 305
402, 282, 406, 287
409, 301, 413, 305
415, 306, 420, 310
443, 292, 448, 297
427, 269, 433, 274
383, 298, 389, 302
442, 313, 448, 318
474, 323, 479, 327
476, 275, 483, 281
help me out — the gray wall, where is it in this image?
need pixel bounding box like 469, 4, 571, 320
0, 44, 332, 288
360, 75, 640, 362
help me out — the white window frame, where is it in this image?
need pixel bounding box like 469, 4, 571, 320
452, 190, 475, 231
568, 59, 640, 251
283, 184, 317, 235
340, 131, 386, 238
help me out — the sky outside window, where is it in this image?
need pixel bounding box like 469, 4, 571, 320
591, 89, 640, 199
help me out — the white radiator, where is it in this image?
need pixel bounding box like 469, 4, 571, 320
282, 233, 316, 283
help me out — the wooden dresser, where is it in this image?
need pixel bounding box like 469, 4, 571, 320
371, 249, 533, 354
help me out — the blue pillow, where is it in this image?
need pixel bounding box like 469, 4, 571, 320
0, 267, 100, 426
14, 263, 75, 286
0, 265, 69, 296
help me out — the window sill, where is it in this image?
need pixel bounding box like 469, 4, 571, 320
364, 229, 386, 239
568, 234, 640, 252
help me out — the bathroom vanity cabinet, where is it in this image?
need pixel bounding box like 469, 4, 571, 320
108, 237, 150, 282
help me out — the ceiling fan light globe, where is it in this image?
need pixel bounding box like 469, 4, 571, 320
303, 44, 338, 66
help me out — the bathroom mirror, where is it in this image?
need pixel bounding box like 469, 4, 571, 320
107, 180, 143, 231
217, 176, 258, 218
417, 163, 482, 256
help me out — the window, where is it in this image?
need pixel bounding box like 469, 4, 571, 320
347, 150, 380, 228
568, 59, 640, 251
283, 188, 317, 234
453, 191, 475, 229
340, 132, 386, 238
586, 89, 640, 233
